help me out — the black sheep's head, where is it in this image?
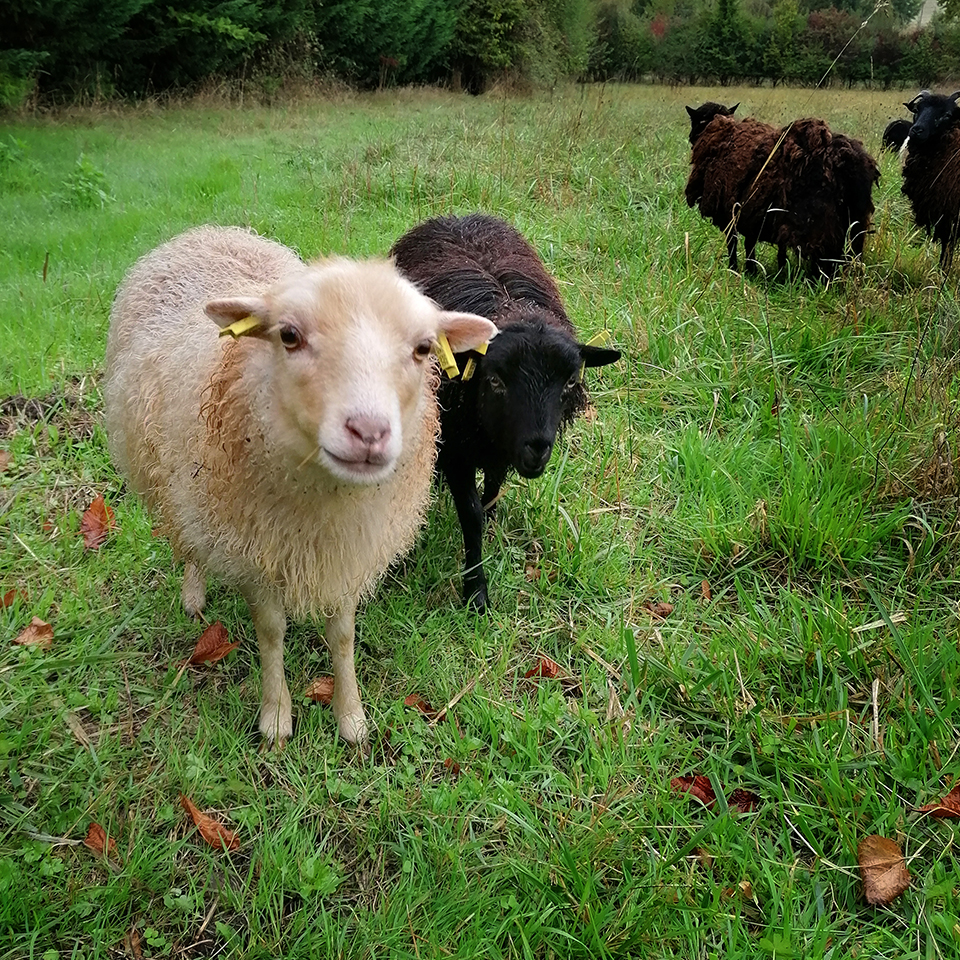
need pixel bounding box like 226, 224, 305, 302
904, 90, 960, 146
685, 101, 739, 145
474, 318, 620, 479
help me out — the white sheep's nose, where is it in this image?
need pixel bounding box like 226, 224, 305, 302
345, 415, 392, 455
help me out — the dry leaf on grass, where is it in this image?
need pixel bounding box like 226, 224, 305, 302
858, 834, 911, 905
13, 617, 53, 650
443, 758, 461, 777
918, 783, 960, 818
187, 621, 239, 665
1, 588, 27, 609
671, 774, 761, 813
524, 655, 561, 679
80, 495, 116, 550
642, 600, 674, 619
305, 676, 335, 705
180, 794, 240, 851
125, 926, 143, 960
404, 692, 443, 721
701, 579, 712, 601
670, 774, 716, 807
728, 788, 761, 814
0, 450, 10, 473
83, 822, 118, 860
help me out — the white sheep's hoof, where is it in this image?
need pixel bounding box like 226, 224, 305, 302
181, 563, 206, 617
337, 711, 369, 746
259, 700, 293, 746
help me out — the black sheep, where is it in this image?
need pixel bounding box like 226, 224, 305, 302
391, 213, 620, 611
684, 104, 879, 277
685, 100, 738, 145
901, 90, 960, 270
882, 118, 911, 153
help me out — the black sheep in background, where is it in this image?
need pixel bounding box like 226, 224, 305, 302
684, 103, 879, 277
882, 118, 911, 152
391, 213, 620, 611
901, 90, 960, 270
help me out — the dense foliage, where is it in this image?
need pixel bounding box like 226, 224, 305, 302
1, 0, 958, 103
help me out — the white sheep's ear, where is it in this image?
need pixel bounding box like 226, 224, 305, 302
437, 311, 497, 354
205, 297, 273, 340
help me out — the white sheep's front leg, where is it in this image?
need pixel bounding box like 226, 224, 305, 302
243, 582, 292, 745
327, 602, 368, 745
181, 562, 206, 617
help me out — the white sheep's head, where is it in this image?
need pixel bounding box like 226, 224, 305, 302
205, 258, 496, 484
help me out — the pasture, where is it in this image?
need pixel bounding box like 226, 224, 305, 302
1, 83, 959, 958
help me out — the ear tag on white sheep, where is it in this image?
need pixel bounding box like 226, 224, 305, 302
580, 329, 611, 382
219, 316, 262, 340
433, 332, 460, 378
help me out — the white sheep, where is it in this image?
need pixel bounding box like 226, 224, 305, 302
104, 225, 495, 745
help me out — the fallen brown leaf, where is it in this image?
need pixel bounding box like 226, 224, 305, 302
1, 588, 27, 609
701, 579, 711, 601
524, 655, 562, 679
0, 450, 10, 473
180, 794, 240, 851
80, 495, 116, 550
404, 692, 443, 721
858, 834, 910, 905
83, 822, 118, 859
643, 600, 674, 619
125, 926, 143, 960
13, 616, 53, 650
670, 774, 716, 808
728, 788, 761, 814
187, 621, 239, 665
918, 783, 960, 818
443, 758, 461, 777
305, 676, 335, 705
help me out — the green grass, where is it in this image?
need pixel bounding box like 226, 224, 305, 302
2, 83, 960, 959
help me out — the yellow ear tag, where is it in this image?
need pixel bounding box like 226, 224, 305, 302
219, 316, 262, 339
474, 340, 489, 356
462, 357, 477, 381
433, 332, 460, 378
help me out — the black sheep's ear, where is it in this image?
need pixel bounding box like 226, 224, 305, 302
579, 344, 621, 368
686, 105, 696, 118
729, 102, 739, 114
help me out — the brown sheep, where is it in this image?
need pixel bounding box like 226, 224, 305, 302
685, 105, 879, 277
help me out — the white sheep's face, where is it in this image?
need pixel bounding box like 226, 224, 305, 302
206, 259, 495, 485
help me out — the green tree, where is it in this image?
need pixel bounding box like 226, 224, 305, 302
763, 0, 802, 85
697, 0, 755, 84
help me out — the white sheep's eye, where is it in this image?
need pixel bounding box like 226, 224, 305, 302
279, 326, 303, 351
413, 340, 432, 361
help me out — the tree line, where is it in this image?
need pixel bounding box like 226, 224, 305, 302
2, 0, 959, 107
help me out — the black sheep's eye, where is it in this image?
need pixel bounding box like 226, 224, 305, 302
565, 372, 580, 391
414, 340, 432, 361
487, 375, 506, 394
279, 326, 303, 350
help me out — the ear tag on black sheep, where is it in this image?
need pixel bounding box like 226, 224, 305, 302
461, 339, 489, 382
219, 316, 262, 339
433, 332, 460, 378
580, 329, 611, 382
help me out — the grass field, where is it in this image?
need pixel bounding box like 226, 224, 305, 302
2, 82, 960, 959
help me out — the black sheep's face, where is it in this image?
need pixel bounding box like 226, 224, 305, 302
904, 90, 960, 146
477, 322, 620, 479
685, 101, 739, 145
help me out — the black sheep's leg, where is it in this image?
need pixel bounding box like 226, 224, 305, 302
481, 466, 508, 520
726, 228, 739, 272
445, 466, 490, 612
777, 243, 787, 272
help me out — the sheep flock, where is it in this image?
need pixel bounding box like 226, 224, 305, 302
104, 88, 957, 746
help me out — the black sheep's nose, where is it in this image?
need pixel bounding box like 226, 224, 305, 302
518, 438, 552, 477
